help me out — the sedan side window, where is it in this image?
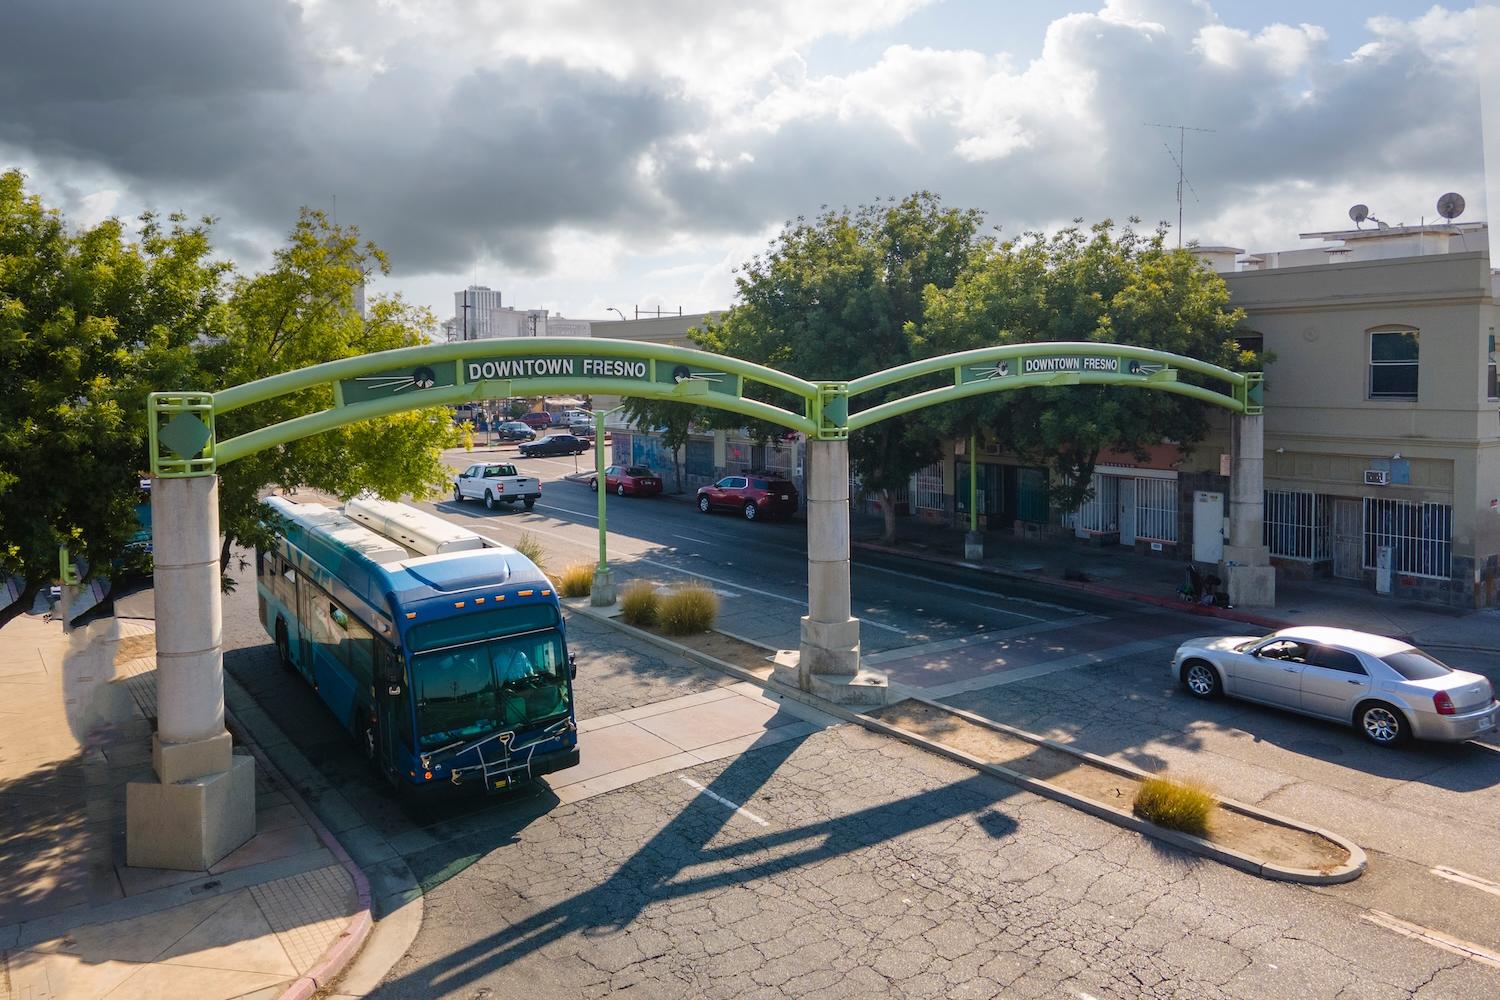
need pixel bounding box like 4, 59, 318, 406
1307, 646, 1367, 674
1256, 639, 1307, 662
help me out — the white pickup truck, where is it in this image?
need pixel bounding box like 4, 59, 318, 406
453, 461, 541, 511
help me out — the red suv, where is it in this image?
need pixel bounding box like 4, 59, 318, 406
697, 474, 799, 521
519, 411, 553, 429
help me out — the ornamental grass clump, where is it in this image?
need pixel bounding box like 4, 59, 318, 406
1132, 776, 1216, 837
512, 532, 548, 573
557, 562, 594, 598
658, 583, 720, 636
619, 580, 660, 627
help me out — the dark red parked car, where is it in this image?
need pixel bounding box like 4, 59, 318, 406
519, 411, 553, 429
697, 474, 799, 521
590, 465, 663, 497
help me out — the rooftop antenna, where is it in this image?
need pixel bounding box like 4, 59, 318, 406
1437, 192, 1467, 250
1145, 122, 1215, 247
1348, 204, 1369, 228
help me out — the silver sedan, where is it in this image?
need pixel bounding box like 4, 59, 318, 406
1171, 625, 1498, 746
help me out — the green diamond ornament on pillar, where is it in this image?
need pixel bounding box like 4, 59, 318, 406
149, 392, 217, 477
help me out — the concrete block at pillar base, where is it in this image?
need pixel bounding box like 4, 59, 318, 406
810, 670, 888, 707
1220, 544, 1270, 568
152, 730, 232, 784
1225, 564, 1276, 608
126, 754, 256, 871
799, 616, 860, 670
590, 568, 616, 607
964, 531, 984, 561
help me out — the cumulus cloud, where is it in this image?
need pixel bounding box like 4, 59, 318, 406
0, 0, 1485, 318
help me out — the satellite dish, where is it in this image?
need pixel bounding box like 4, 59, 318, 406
1436, 192, 1465, 221
1348, 204, 1369, 226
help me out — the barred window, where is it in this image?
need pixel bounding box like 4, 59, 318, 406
1363, 498, 1451, 579
1075, 475, 1119, 533
1264, 491, 1330, 561
1135, 477, 1177, 542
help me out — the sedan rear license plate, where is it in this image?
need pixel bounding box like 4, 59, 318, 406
780, 494, 789, 500
1477, 717, 1495, 732
492, 778, 509, 790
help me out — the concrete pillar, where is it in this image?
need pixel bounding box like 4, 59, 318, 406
1220, 413, 1276, 607
772, 439, 887, 706
127, 475, 255, 870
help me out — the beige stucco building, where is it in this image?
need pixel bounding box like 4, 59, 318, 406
601, 223, 1499, 608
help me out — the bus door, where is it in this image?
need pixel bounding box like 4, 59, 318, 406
295, 579, 317, 685
375, 643, 411, 778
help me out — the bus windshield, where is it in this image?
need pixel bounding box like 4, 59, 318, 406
412, 628, 569, 751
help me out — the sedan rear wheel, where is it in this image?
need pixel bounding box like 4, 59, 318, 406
1182, 661, 1221, 699
1358, 702, 1409, 746
590, 478, 598, 492
616, 483, 626, 497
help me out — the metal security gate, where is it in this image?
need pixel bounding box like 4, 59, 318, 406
1332, 498, 1362, 580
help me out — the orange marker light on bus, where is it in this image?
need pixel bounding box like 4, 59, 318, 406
453, 601, 466, 608
518, 589, 534, 597
405, 612, 416, 619
493, 595, 505, 602
474, 597, 485, 604
541, 590, 552, 597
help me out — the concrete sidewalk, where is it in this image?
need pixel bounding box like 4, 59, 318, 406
0, 613, 366, 1000
851, 516, 1500, 650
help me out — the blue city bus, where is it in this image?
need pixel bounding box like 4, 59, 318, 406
256, 495, 579, 794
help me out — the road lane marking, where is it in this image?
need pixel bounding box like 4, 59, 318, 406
1361, 910, 1500, 970
680, 776, 770, 826
1430, 867, 1500, 898
444, 517, 910, 635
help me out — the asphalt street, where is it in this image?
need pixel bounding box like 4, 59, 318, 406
210, 448, 1500, 997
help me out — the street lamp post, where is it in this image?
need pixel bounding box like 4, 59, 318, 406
591, 405, 625, 606
606, 307, 627, 322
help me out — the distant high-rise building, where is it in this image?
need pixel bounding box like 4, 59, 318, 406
454, 285, 503, 340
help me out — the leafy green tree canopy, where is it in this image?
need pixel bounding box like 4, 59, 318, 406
0, 169, 231, 622
693, 192, 988, 542
201, 209, 458, 571
921, 219, 1249, 511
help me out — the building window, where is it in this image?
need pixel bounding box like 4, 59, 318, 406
1135, 477, 1177, 542
1488, 329, 1497, 400
1368, 328, 1419, 400
913, 463, 945, 511
1363, 498, 1451, 579
1074, 475, 1119, 533
1264, 491, 1330, 561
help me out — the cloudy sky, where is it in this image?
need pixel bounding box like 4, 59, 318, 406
1, 0, 1492, 327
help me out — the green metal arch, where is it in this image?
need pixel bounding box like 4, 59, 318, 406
148, 337, 1261, 477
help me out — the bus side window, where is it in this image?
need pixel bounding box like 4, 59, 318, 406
256, 549, 266, 578
345, 618, 375, 690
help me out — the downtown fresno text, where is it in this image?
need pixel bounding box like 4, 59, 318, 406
466, 357, 649, 381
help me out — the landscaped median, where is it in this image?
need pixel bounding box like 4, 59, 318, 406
566, 598, 1365, 885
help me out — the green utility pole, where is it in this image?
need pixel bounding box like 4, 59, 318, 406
591, 406, 623, 606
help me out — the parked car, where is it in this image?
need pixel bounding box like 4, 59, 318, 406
493, 421, 536, 442
591, 465, 663, 497
1172, 625, 1498, 746
569, 419, 596, 438
519, 411, 554, 430
453, 462, 541, 510
518, 434, 590, 458
696, 474, 799, 521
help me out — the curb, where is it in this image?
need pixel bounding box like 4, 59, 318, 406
863, 696, 1366, 885
569, 600, 1365, 885
851, 538, 1292, 630
222, 703, 375, 1000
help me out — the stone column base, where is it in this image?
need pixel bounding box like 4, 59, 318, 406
1225, 563, 1276, 607
127, 754, 256, 871
590, 567, 616, 607
771, 650, 889, 707
964, 531, 984, 561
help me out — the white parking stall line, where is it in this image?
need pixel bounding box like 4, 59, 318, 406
1429, 867, 1500, 898
1361, 910, 1500, 970
680, 776, 770, 827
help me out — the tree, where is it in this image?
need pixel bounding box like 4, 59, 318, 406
693, 192, 988, 543
199, 210, 458, 573
920, 219, 1249, 512
0, 170, 231, 624
618, 397, 702, 493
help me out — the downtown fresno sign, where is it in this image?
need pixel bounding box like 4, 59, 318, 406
959, 351, 1169, 384
338, 352, 741, 405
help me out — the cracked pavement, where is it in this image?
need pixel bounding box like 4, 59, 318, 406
372, 719, 1499, 999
